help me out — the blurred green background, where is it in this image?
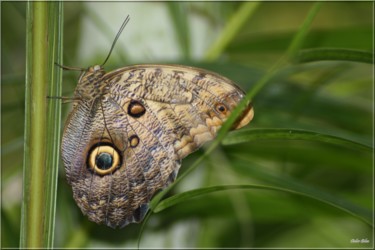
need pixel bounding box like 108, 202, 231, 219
1, 1, 373, 248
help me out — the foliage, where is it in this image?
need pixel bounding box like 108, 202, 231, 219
1, 1, 373, 248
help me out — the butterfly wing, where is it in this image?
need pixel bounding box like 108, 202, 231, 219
106, 65, 254, 158
61, 64, 254, 228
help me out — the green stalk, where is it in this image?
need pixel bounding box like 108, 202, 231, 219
167, 2, 190, 59
286, 2, 322, 59
44, 2, 63, 247
20, 2, 63, 248
204, 2, 260, 62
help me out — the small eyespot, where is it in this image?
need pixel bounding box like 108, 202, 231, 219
128, 100, 146, 118
215, 103, 228, 114
88, 144, 120, 175
129, 135, 140, 148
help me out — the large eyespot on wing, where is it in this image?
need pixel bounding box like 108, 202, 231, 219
62, 93, 181, 228
87, 143, 121, 175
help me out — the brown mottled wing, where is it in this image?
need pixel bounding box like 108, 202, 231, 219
106, 65, 252, 158
62, 64, 253, 228
62, 95, 173, 228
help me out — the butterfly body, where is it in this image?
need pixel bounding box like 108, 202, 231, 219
61, 64, 254, 228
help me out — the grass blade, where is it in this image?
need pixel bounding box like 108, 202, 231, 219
286, 2, 322, 58
20, 2, 62, 248
295, 48, 374, 64
44, 2, 63, 247
154, 184, 372, 226
204, 1, 260, 62
223, 128, 373, 152
167, 2, 190, 59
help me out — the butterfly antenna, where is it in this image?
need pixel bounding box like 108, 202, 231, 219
101, 15, 130, 67
55, 62, 85, 71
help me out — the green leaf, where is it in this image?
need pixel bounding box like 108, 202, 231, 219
204, 1, 260, 62
155, 184, 372, 226
20, 2, 63, 248
223, 128, 373, 152
295, 48, 374, 64
286, 2, 322, 59
167, 2, 190, 59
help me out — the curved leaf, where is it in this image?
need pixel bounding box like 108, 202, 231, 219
154, 184, 372, 226
223, 128, 372, 152
296, 48, 374, 64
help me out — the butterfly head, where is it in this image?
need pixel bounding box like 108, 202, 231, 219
75, 65, 107, 100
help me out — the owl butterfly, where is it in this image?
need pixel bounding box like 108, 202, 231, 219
61, 16, 254, 228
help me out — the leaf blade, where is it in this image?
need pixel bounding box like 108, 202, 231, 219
223, 128, 373, 152
154, 184, 373, 226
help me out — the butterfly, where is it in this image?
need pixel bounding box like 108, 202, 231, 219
60, 16, 254, 228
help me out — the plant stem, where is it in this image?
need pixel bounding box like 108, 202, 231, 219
204, 2, 260, 62
20, 2, 62, 248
